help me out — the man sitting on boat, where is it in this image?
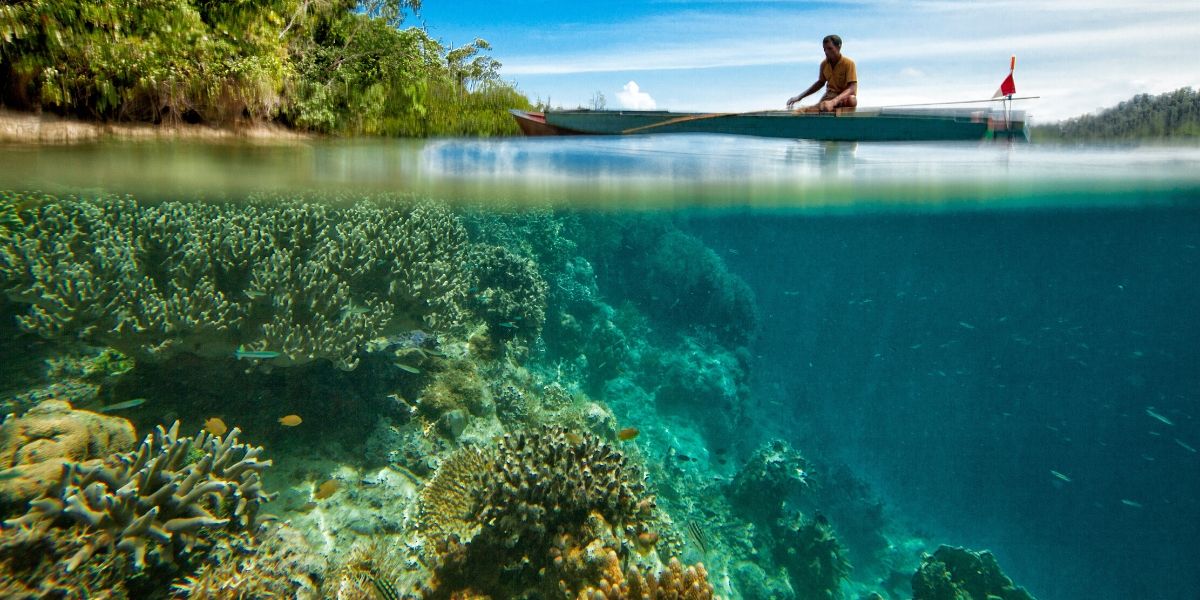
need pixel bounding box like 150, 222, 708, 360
786, 34, 858, 113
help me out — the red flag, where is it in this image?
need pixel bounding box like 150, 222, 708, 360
993, 55, 1016, 98
993, 73, 1016, 98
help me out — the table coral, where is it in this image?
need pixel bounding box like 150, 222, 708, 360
0, 193, 476, 369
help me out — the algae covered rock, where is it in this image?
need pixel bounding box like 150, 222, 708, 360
0, 399, 136, 512
912, 545, 1037, 600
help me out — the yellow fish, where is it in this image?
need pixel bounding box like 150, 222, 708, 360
617, 427, 640, 441
204, 417, 228, 436
278, 414, 303, 426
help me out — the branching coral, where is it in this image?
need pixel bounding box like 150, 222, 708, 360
0, 193, 475, 369
412, 426, 669, 598
3, 420, 275, 572
466, 243, 549, 343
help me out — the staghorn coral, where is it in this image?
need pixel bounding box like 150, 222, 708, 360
0, 192, 475, 369
3, 420, 275, 573
0, 399, 136, 512
412, 426, 663, 598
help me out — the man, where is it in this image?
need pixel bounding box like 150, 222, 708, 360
786, 35, 858, 112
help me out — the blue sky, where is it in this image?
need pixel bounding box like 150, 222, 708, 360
417, 1, 1200, 122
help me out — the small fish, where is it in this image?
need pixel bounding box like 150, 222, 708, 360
204, 417, 228, 436
676, 453, 695, 462
99, 398, 146, 412
234, 347, 282, 360
617, 427, 640, 441
314, 479, 340, 500
686, 521, 709, 557
497, 321, 518, 329
394, 363, 421, 374
1120, 499, 1143, 508
782, 290, 800, 296
0, 468, 23, 481
340, 305, 369, 319
1145, 407, 1174, 426
243, 289, 267, 300
1175, 438, 1197, 453
368, 575, 401, 600
959, 321, 976, 330
278, 414, 303, 426
564, 431, 584, 445
1050, 470, 1072, 483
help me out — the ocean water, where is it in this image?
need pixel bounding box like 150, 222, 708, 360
0, 136, 1198, 599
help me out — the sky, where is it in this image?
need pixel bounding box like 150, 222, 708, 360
414, 0, 1200, 123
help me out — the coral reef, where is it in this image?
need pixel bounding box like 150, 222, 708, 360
172, 521, 326, 599
771, 514, 851, 600
0, 193, 476, 369
0, 399, 136, 512
912, 546, 1037, 600
411, 425, 701, 598
3, 420, 275, 573
728, 439, 811, 523
466, 243, 549, 344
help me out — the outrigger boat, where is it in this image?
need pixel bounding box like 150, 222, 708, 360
510, 106, 1029, 142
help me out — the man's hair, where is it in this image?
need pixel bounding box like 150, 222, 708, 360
822, 34, 842, 48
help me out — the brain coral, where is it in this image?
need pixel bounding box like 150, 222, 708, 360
0, 192, 474, 369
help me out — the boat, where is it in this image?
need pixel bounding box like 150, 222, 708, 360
510, 106, 1028, 142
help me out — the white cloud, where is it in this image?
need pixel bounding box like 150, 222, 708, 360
617, 81, 657, 109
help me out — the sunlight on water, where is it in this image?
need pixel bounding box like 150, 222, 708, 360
2, 136, 1198, 209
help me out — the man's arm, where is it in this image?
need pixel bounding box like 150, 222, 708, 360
787, 78, 825, 110
818, 81, 857, 112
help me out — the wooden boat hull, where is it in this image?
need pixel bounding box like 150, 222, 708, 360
510, 108, 1028, 142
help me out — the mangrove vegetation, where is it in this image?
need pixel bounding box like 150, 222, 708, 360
0, 0, 531, 136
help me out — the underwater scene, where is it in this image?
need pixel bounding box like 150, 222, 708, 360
1, 137, 1198, 600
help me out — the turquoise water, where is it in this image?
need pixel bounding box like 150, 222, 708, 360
1, 136, 1197, 599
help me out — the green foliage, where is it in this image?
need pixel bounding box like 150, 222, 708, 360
1032, 87, 1200, 142
0, 0, 530, 136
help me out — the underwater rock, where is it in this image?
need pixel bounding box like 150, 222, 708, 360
0, 399, 135, 512
912, 545, 1037, 600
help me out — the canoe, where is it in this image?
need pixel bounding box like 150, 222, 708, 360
510, 107, 1028, 142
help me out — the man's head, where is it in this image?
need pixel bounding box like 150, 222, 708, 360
822, 34, 842, 63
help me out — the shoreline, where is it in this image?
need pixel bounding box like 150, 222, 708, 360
0, 108, 315, 144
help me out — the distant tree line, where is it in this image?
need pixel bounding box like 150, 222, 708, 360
0, 0, 531, 136
1033, 87, 1200, 142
